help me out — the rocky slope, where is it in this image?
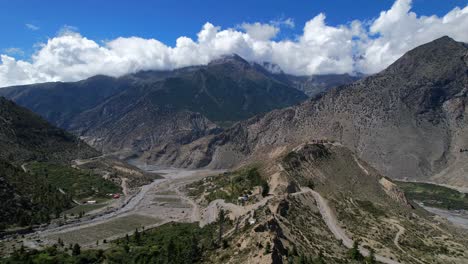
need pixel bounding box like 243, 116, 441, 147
273, 72, 362, 97
162, 36, 468, 187
189, 142, 468, 263
273, 143, 467, 263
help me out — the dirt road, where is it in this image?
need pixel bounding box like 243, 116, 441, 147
304, 188, 401, 264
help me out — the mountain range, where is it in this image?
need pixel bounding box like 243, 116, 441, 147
0, 54, 358, 164
1, 35, 468, 264
0, 36, 466, 189
155, 36, 468, 187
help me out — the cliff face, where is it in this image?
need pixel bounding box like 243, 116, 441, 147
162, 37, 468, 187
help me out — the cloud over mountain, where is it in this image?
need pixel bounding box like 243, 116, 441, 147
1, 0, 467, 87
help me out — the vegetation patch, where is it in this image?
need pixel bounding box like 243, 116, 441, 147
0, 160, 72, 229
3, 222, 220, 264
355, 200, 386, 217
62, 202, 110, 216
28, 162, 121, 201
187, 167, 268, 204
47, 214, 160, 246
395, 181, 468, 210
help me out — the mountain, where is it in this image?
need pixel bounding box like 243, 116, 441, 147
253, 61, 362, 97
0, 97, 156, 231
0, 55, 310, 161
0, 97, 99, 229
0, 75, 130, 129
281, 73, 362, 97
0, 97, 97, 163
161, 36, 468, 187
268, 143, 467, 263
179, 142, 468, 263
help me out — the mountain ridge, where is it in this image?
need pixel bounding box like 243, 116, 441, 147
158, 36, 468, 187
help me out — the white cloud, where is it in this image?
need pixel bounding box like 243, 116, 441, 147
241, 22, 279, 40
281, 18, 295, 28
1, 0, 467, 87
270, 17, 295, 28
356, 0, 468, 73
3, 48, 25, 57
25, 23, 40, 31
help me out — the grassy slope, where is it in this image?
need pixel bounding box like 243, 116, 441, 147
28, 162, 121, 201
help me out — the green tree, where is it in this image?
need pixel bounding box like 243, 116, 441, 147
218, 209, 225, 245
348, 240, 363, 260
166, 239, 177, 263
134, 228, 141, 244
261, 181, 270, 197
57, 237, 64, 247
264, 241, 271, 254
72, 243, 81, 256
315, 250, 325, 264
365, 248, 376, 264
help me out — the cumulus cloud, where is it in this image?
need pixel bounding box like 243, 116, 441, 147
356, 0, 468, 73
241, 22, 279, 40
1, 0, 467, 87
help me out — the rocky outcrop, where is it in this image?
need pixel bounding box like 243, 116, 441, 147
378, 177, 412, 208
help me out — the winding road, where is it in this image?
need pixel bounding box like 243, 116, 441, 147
304, 187, 402, 264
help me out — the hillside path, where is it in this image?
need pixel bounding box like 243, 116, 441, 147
302, 187, 402, 264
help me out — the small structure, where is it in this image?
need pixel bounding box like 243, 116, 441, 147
238, 195, 249, 205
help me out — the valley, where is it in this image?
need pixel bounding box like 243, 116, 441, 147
0, 33, 467, 264
1, 160, 224, 252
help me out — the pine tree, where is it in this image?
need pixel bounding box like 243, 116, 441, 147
264, 242, 271, 254
365, 248, 376, 264
315, 250, 325, 264
218, 209, 225, 246
190, 236, 201, 261
348, 240, 363, 260
134, 228, 141, 244
167, 239, 176, 263
57, 238, 64, 247
72, 243, 81, 256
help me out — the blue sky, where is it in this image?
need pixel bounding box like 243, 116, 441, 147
0, 0, 467, 87
1, 0, 466, 57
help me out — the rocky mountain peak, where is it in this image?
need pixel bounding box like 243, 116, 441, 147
208, 54, 251, 68
383, 36, 467, 79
